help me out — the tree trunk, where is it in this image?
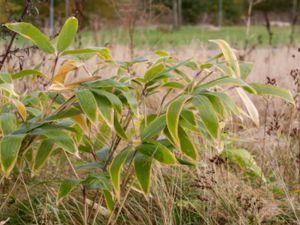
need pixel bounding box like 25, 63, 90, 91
172, 0, 179, 30
65, 0, 69, 17
172, 0, 181, 30
290, 0, 298, 45
50, 0, 54, 36
218, 0, 223, 28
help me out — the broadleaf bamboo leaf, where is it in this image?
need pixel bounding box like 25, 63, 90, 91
249, 83, 295, 104
75, 89, 97, 122
0, 134, 25, 176
109, 147, 131, 199
32, 140, 54, 173
134, 152, 152, 195
136, 142, 176, 164
192, 95, 219, 139
56, 17, 78, 52
57, 179, 81, 203
166, 95, 190, 146
4, 22, 55, 53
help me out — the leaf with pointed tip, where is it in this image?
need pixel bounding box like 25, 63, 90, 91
32, 140, 54, 173
57, 179, 81, 203
194, 76, 253, 94
134, 152, 152, 195
109, 147, 131, 199
56, 17, 78, 52
32, 128, 78, 156
53, 61, 83, 84
222, 148, 265, 181
121, 90, 138, 115
93, 93, 113, 127
144, 63, 165, 81
12, 99, 27, 121
204, 92, 241, 116
11, 69, 46, 80
75, 89, 97, 122
4, 22, 55, 53
0, 134, 25, 176
62, 47, 112, 60
92, 89, 122, 114
249, 83, 295, 105
141, 115, 166, 141
166, 95, 190, 146
0, 113, 17, 135
178, 126, 197, 159
237, 88, 259, 126
103, 190, 115, 212
192, 95, 219, 139
113, 113, 128, 140
136, 142, 176, 164
210, 39, 240, 77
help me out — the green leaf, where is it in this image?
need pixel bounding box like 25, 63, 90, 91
0, 73, 12, 83
176, 157, 195, 166
0, 134, 25, 176
222, 148, 265, 181
192, 95, 219, 139
166, 95, 190, 146
4, 22, 55, 53
113, 113, 128, 140
144, 63, 165, 81
136, 142, 176, 164
0, 113, 17, 135
249, 83, 295, 104
62, 47, 111, 60
162, 81, 185, 89
109, 147, 131, 199
103, 190, 115, 212
32, 140, 54, 173
141, 114, 166, 141
33, 128, 78, 156
92, 89, 122, 114
56, 17, 78, 52
121, 90, 138, 115
194, 76, 253, 94
93, 93, 113, 127
75, 89, 97, 122
240, 63, 253, 80
134, 152, 152, 195
210, 39, 240, 77
204, 92, 240, 116
178, 126, 197, 160
57, 179, 81, 203
10, 69, 46, 80
204, 94, 226, 118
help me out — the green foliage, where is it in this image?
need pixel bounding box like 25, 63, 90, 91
0, 17, 295, 222
56, 17, 78, 52
4, 22, 55, 53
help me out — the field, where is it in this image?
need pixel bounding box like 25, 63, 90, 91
1, 21, 300, 225
81, 25, 300, 48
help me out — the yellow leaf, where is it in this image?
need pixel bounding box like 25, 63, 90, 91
12, 99, 27, 121
53, 61, 83, 84
72, 114, 88, 132
48, 83, 76, 93
65, 76, 99, 87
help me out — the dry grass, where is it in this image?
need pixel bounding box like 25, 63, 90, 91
1, 42, 300, 225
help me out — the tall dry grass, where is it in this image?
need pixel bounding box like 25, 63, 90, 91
1, 42, 300, 224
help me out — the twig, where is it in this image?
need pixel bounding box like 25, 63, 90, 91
0, 0, 30, 71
